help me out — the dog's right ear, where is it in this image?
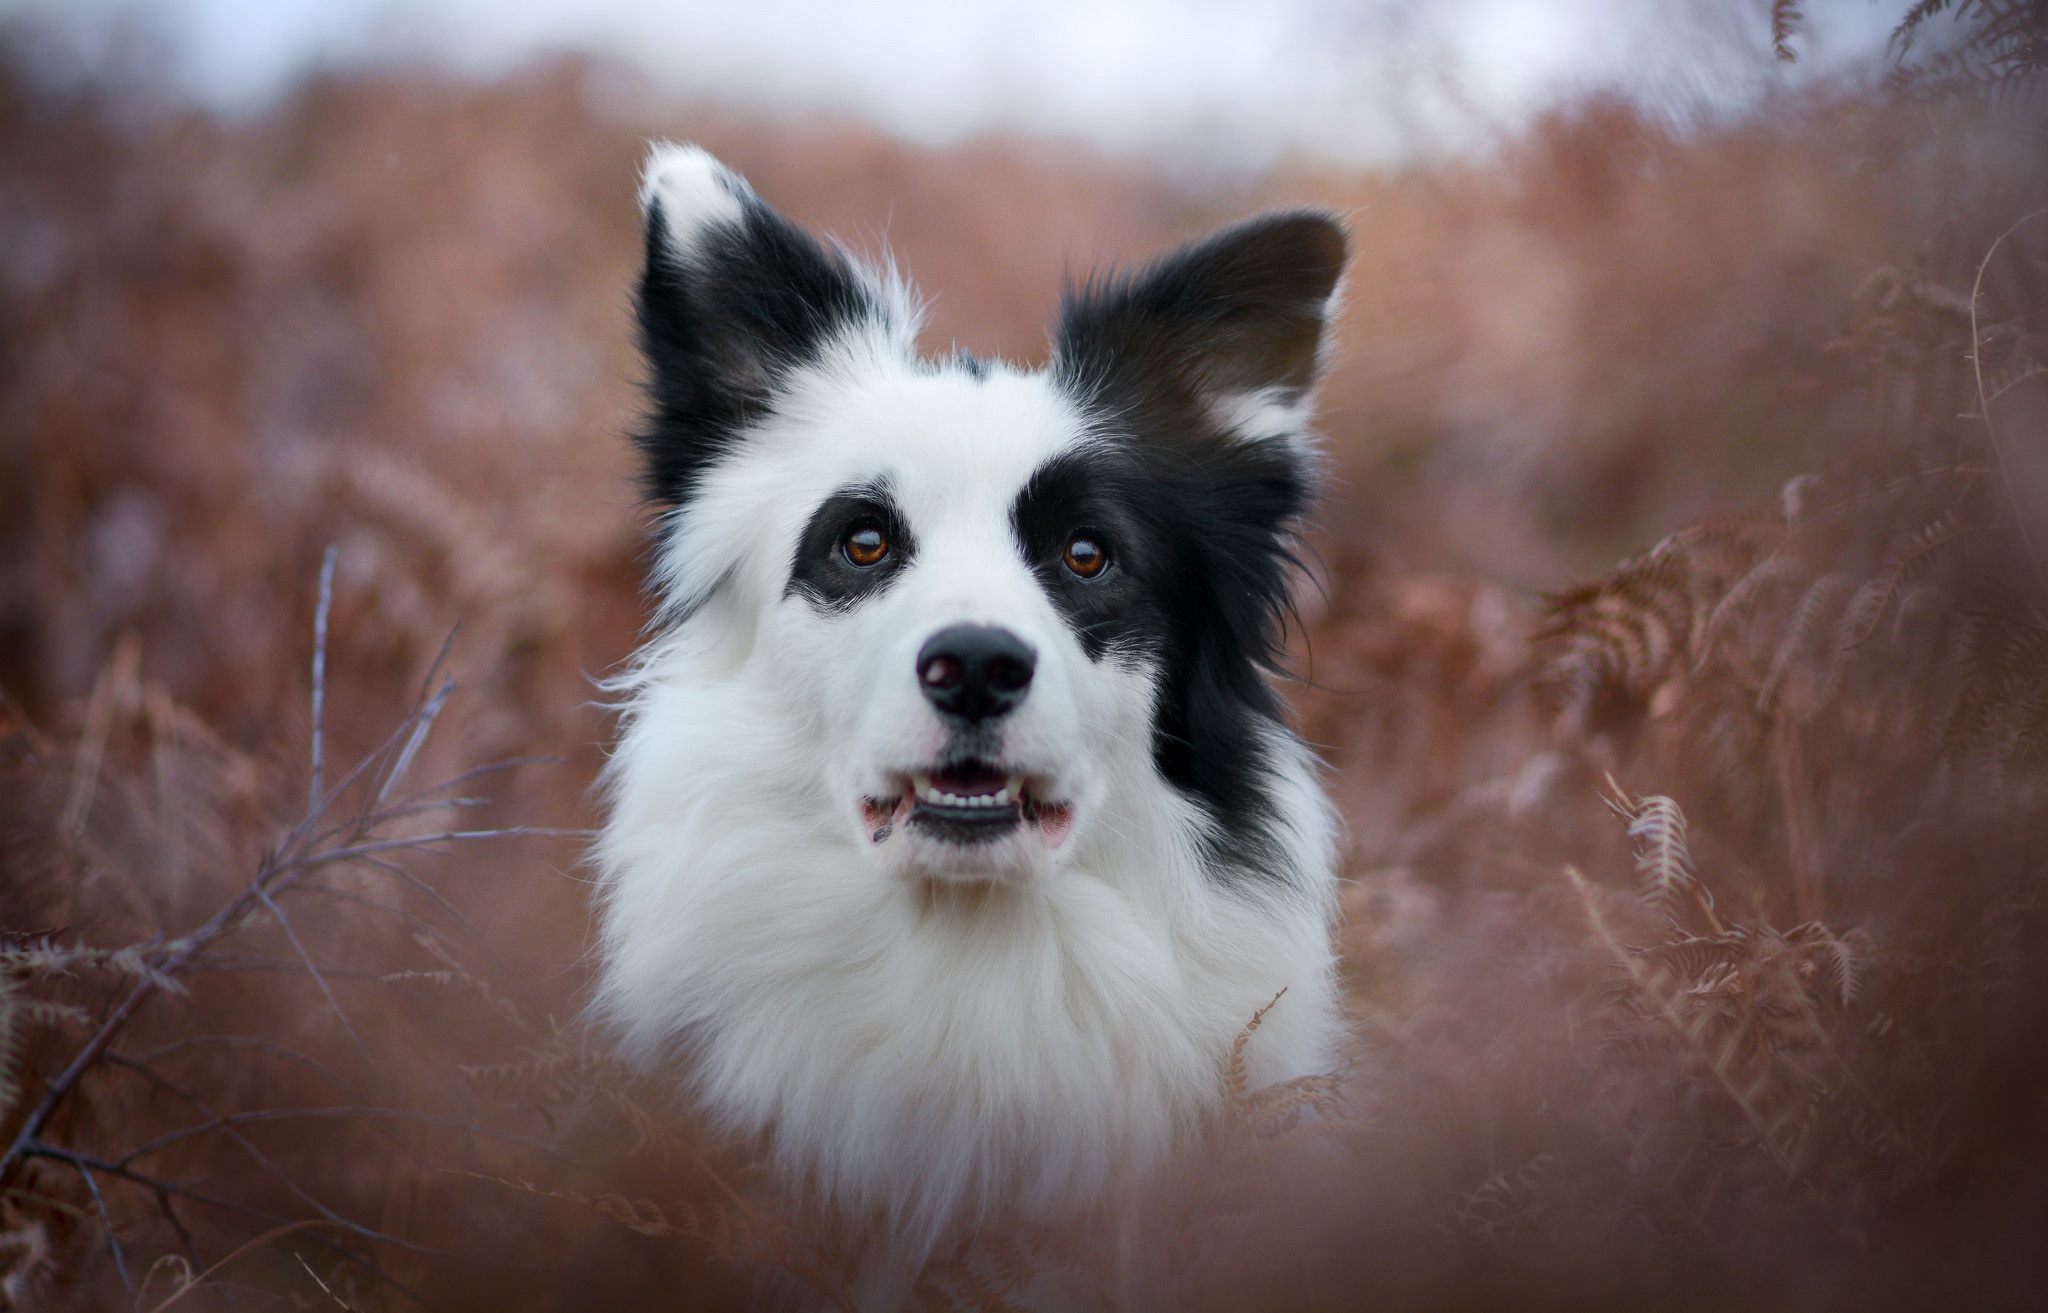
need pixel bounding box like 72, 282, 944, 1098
634, 143, 902, 509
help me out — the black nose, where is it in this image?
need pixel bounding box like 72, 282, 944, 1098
916, 625, 1036, 723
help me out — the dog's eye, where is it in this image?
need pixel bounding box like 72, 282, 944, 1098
843, 524, 890, 568
1062, 535, 1108, 579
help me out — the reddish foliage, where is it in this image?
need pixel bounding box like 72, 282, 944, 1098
3, 46, 2047, 1312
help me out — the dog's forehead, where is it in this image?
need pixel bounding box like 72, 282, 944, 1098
789, 358, 1086, 517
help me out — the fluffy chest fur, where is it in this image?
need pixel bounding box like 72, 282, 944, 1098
591, 143, 1349, 1259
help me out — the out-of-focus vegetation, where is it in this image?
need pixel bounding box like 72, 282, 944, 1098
3, 3, 2047, 1308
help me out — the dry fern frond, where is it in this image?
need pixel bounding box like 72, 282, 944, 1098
0, 1205, 56, 1310
1602, 785, 1717, 927
1452, 1153, 1557, 1244
1757, 571, 1855, 713
913, 1248, 1035, 1313
447, 1171, 788, 1263
1223, 988, 1288, 1108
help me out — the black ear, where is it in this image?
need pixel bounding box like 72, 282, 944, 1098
634, 143, 905, 510
1043, 214, 1346, 880
1051, 211, 1346, 444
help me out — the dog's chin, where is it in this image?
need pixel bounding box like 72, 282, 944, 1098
858, 759, 1075, 882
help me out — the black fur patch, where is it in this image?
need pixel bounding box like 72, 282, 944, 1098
787, 485, 918, 612
1041, 210, 1346, 885
635, 189, 882, 515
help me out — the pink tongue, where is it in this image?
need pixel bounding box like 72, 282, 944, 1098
933, 767, 1006, 797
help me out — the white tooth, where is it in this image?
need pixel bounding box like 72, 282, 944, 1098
993, 788, 1012, 804
1005, 774, 1024, 796
943, 792, 963, 804
913, 774, 933, 795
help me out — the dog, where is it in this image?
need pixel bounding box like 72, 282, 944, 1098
591, 143, 1348, 1271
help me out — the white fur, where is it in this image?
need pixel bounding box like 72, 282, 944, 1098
638, 141, 749, 249
593, 165, 1342, 1264
1211, 383, 1318, 447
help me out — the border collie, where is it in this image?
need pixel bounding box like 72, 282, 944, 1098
592, 144, 1347, 1267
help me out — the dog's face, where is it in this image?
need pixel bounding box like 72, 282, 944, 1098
633, 145, 1344, 886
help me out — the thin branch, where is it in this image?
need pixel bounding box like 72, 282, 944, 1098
295, 1250, 355, 1310
309, 544, 338, 818
389, 755, 567, 805
332, 855, 486, 942
149, 1188, 205, 1282
74, 1160, 133, 1294
117, 1035, 352, 1090
300, 880, 462, 951
144, 1220, 355, 1313
254, 887, 368, 1059
28, 1127, 426, 1302
375, 679, 453, 807
373, 627, 461, 806
306, 828, 594, 866
118, 1106, 582, 1169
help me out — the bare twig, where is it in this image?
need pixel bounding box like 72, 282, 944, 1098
75, 1161, 132, 1293
143, 1219, 352, 1313
375, 677, 453, 807
295, 1250, 356, 1310
259, 886, 371, 1057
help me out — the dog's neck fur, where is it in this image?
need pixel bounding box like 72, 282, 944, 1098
595, 627, 1339, 1256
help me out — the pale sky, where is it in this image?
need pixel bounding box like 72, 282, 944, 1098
1, 0, 1914, 167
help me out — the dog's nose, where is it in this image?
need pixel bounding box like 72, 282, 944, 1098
916, 625, 1036, 722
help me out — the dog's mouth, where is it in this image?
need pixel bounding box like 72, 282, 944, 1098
861, 760, 1073, 849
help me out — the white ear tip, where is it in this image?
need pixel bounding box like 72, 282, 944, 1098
639, 141, 751, 236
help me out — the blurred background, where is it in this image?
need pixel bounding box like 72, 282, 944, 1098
3, 1, 2047, 1310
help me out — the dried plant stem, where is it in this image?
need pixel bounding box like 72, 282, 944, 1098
144, 1219, 367, 1313
1773, 721, 1826, 923
1563, 866, 1813, 1190
309, 544, 338, 816
0, 555, 587, 1283
61, 631, 141, 838
1969, 208, 2048, 592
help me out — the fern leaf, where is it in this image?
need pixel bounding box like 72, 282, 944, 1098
1624, 794, 1700, 917
1773, 0, 1806, 61
1696, 553, 1800, 672
0, 979, 18, 1121
1841, 510, 1975, 649
1758, 572, 1854, 711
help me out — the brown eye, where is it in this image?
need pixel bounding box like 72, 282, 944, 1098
1062, 534, 1108, 579
842, 524, 889, 568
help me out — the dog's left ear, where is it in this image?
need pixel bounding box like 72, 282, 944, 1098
1051, 211, 1346, 446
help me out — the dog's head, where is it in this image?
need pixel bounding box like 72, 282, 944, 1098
632, 144, 1344, 886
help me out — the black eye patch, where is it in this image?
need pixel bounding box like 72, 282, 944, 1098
1010, 452, 1165, 664
787, 487, 917, 611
